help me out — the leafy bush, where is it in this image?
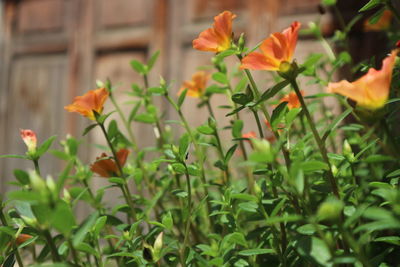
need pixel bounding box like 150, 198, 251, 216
1, 1, 400, 266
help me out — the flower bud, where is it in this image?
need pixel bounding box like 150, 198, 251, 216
46, 176, 57, 196
317, 198, 343, 221
153, 232, 164, 260
63, 188, 71, 203
29, 171, 46, 193
238, 33, 245, 52
343, 140, 355, 162
20, 129, 37, 154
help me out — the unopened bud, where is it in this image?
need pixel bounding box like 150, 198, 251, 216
317, 198, 343, 221
20, 129, 37, 154
29, 171, 46, 193
238, 33, 245, 52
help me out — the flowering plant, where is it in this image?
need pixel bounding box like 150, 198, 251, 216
1, 2, 400, 266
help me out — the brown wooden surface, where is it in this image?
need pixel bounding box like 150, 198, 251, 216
0, 0, 324, 194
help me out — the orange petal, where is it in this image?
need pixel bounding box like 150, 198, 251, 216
65, 88, 109, 120
282, 21, 301, 61
117, 148, 130, 167
240, 52, 280, 70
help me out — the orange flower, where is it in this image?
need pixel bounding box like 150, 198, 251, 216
242, 131, 257, 140
364, 10, 392, 32
280, 91, 304, 109
90, 149, 130, 178
179, 71, 209, 98
16, 234, 33, 245
65, 88, 109, 120
193, 11, 236, 53
20, 129, 37, 153
328, 50, 398, 110
241, 21, 301, 71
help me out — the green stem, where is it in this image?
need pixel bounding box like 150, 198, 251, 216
181, 166, 192, 265
290, 79, 340, 198
252, 109, 264, 138
98, 122, 137, 221
33, 159, 40, 175
68, 239, 80, 266
165, 94, 212, 222
206, 100, 231, 185
43, 230, 61, 262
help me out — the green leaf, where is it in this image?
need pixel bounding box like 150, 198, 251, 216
215, 49, 237, 60
147, 51, 160, 71
224, 144, 238, 164
107, 120, 118, 140
162, 212, 173, 230
108, 177, 126, 185
322, 108, 352, 141
271, 102, 288, 130
56, 161, 74, 195
231, 193, 258, 202
364, 155, 394, 163
232, 120, 243, 139
7, 191, 42, 203
128, 101, 142, 123
197, 125, 214, 135
359, 0, 382, 12
238, 202, 258, 213
36, 136, 57, 157
76, 242, 99, 257
50, 201, 76, 235
387, 169, 400, 178
179, 134, 190, 159
223, 232, 247, 247
73, 211, 99, 247
130, 60, 146, 74
258, 80, 290, 103
294, 236, 331, 266
134, 113, 156, 123
301, 161, 329, 172
148, 86, 166, 95
212, 72, 228, 85
178, 88, 187, 108
368, 7, 386, 24
238, 249, 275, 256
285, 108, 301, 125
93, 216, 107, 237
322, 0, 336, 6
231, 92, 253, 105
0, 154, 28, 159
14, 169, 30, 185
171, 163, 186, 174
82, 124, 98, 136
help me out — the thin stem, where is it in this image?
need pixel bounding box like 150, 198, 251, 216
165, 94, 212, 223
290, 79, 340, 198
43, 230, 61, 262
181, 167, 192, 265
252, 109, 264, 138
68, 239, 80, 266
33, 159, 40, 175
206, 100, 231, 185
98, 122, 137, 221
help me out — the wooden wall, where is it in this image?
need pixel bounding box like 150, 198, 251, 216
0, 0, 322, 193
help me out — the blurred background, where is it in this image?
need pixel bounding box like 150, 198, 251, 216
0, 0, 394, 195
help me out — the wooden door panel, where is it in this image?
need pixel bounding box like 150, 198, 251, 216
17, 0, 64, 33
1, 54, 68, 191
98, 0, 149, 28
